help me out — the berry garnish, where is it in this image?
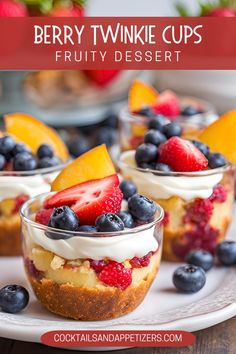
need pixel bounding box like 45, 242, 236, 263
185, 198, 213, 224
216, 241, 236, 266
136, 107, 155, 118
13, 152, 37, 171
152, 90, 180, 118
38, 156, 61, 169
37, 144, 54, 159
144, 130, 166, 146
148, 115, 170, 131
208, 153, 226, 169
173, 265, 206, 293
78, 225, 97, 232
116, 211, 135, 228
186, 250, 214, 272
135, 143, 158, 167
48, 206, 79, 231
0, 154, 6, 171
96, 213, 124, 232
0, 135, 15, 159
130, 251, 153, 268
155, 162, 172, 172
119, 180, 137, 200
68, 137, 91, 158
182, 106, 201, 116
98, 261, 132, 290
35, 208, 54, 226
158, 137, 208, 172
209, 184, 227, 203
11, 143, 29, 157
128, 194, 157, 221
191, 140, 209, 157
163, 122, 183, 139
45, 174, 123, 225
0, 285, 29, 314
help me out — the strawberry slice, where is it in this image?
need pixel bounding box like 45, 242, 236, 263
83, 70, 120, 87
36, 208, 54, 226
159, 137, 208, 172
44, 174, 123, 225
152, 90, 180, 118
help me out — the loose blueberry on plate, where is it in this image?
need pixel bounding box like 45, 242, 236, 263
135, 143, 158, 166
96, 213, 125, 232
186, 250, 214, 272
173, 264, 206, 293
216, 241, 236, 266
144, 130, 167, 146
155, 162, 172, 172
38, 156, 61, 168
37, 144, 54, 159
96, 127, 117, 147
182, 105, 201, 116
68, 137, 91, 158
208, 153, 226, 169
13, 152, 37, 171
48, 206, 79, 231
120, 180, 137, 200
78, 225, 98, 232
0, 154, 6, 171
191, 140, 209, 157
0, 285, 29, 314
0, 135, 15, 158
148, 115, 170, 131
163, 122, 183, 139
128, 194, 157, 221
116, 211, 135, 228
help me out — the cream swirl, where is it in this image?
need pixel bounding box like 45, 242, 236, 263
119, 151, 224, 201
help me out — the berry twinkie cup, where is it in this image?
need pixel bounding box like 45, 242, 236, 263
21, 190, 163, 321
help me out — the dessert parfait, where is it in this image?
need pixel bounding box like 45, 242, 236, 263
119, 113, 235, 262
0, 113, 69, 256
119, 80, 217, 151
21, 145, 163, 320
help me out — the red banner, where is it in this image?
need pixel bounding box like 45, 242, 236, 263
41, 330, 196, 347
0, 17, 236, 69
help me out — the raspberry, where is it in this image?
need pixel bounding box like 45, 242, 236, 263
162, 210, 170, 226
89, 259, 107, 273
130, 251, 153, 268
12, 194, 28, 214
35, 208, 54, 225
209, 184, 227, 203
98, 261, 132, 290
185, 198, 213, 224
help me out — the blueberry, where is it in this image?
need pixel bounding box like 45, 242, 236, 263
13, 152, 37, 171
148, 115, 170, 131
0, 154, 6, 170
208, 153, 226, 169
128, 194, 157, 221
102, 113, 118, 129
116, 211, 135, 228
78, 225, 98, 232
120, 180, 137, 200
216, 241, 236, 266
96, 213, 124, 232
0, 135, 15, 159
48, 206, 79, 232
37, 144, 54, 159
136, 107, 155, 118
96, 127, 116, 147
68, 137, 91, 158
144, 130, 167, 146
155, 162, 172, 172
163, 122, 183, 138
173, 265, 206, 293
135, 143, 158, 167
0, 285, 29, 314
11, 143, 29, 157
38, 157, 61, 169
182, 105, 201, 116
191, 140, 209, 157
186, 250, 214, 272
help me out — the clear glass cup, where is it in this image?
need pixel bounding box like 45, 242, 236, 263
119, 97, 217, 152
21, 193, 164, 321
118, 152, 234, 262
0, 164, 66, 256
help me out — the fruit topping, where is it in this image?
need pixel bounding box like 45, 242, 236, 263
209, 184, 227, 203
96, 213, 125, 232
130, 251, 153, 268
13, 152, 37, 171
37, 144, 54, 159
12, 194, 28, 214
216, 241, 236, 266
48, 206, 79, 231
68, 136, 91, 158
135, 143, 158, 166
78, 225, 98, 232
148, 115, 170, 131
128, 80, 158, 113
182, 105, 202, 116
51, 144, 115, 191
98, 261, 132, 290
158, 137, 208, 172
0, 284, 29, 314
207, 153, 226, 169
83, 70, 120, 87
128, 194, 157, 221
155, 162, 172, 172
11, 143, 29, 157
163, 122, 183, 139
119, 180, 137, 200
35, 208, 54, 226
0, 155, 6, 171
116, 211, 135, 228
152, 90, 181, 118
186, 250, 214, 272
0, 135, 15, 159
172, 264, 206, 293
144, 130, 167, 146
38, 156, 61, 169
191, 140, 209, 157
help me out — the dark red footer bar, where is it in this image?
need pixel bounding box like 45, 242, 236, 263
41, 330, 195, 347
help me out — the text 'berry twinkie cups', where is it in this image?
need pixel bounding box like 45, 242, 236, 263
0, 113, 69, 256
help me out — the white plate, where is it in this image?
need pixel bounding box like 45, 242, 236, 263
0, 219, 236, 350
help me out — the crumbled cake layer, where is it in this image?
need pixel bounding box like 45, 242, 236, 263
0, 214, 22, 256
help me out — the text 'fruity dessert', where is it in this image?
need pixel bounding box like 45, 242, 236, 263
119, 80, 216, 151
119, 112, 235, 262
0, 113, 69, 256
21, 145, 163, 320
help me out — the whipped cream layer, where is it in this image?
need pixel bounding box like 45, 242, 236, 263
25, 222, 159, 263
119, 151, 223, 201
0, 172, 58, 201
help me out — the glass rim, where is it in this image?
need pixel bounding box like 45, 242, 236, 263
118, 151, 232, 178
20, 192, 164, 238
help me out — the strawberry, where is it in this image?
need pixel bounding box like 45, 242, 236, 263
205, 7, 236, 17
36, 208, 54, 226
158, 137, 208, 172
98, 261, 132, 290
152, 90, 180, 118
0, 0, 28, 17
50, 4, 84, 17
83, 70, 120, 87
44, 174, 123, 225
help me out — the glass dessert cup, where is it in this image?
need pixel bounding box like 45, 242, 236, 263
119, 98, 217, 152
118, 151, 235, 262
21, 193, 164, 321
0, 164, 65, 256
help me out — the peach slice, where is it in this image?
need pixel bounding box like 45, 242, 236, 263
51, 144, 116, 191
128, 79, 158, 112
199, 110, 236, 163
4, 113, 69, 162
